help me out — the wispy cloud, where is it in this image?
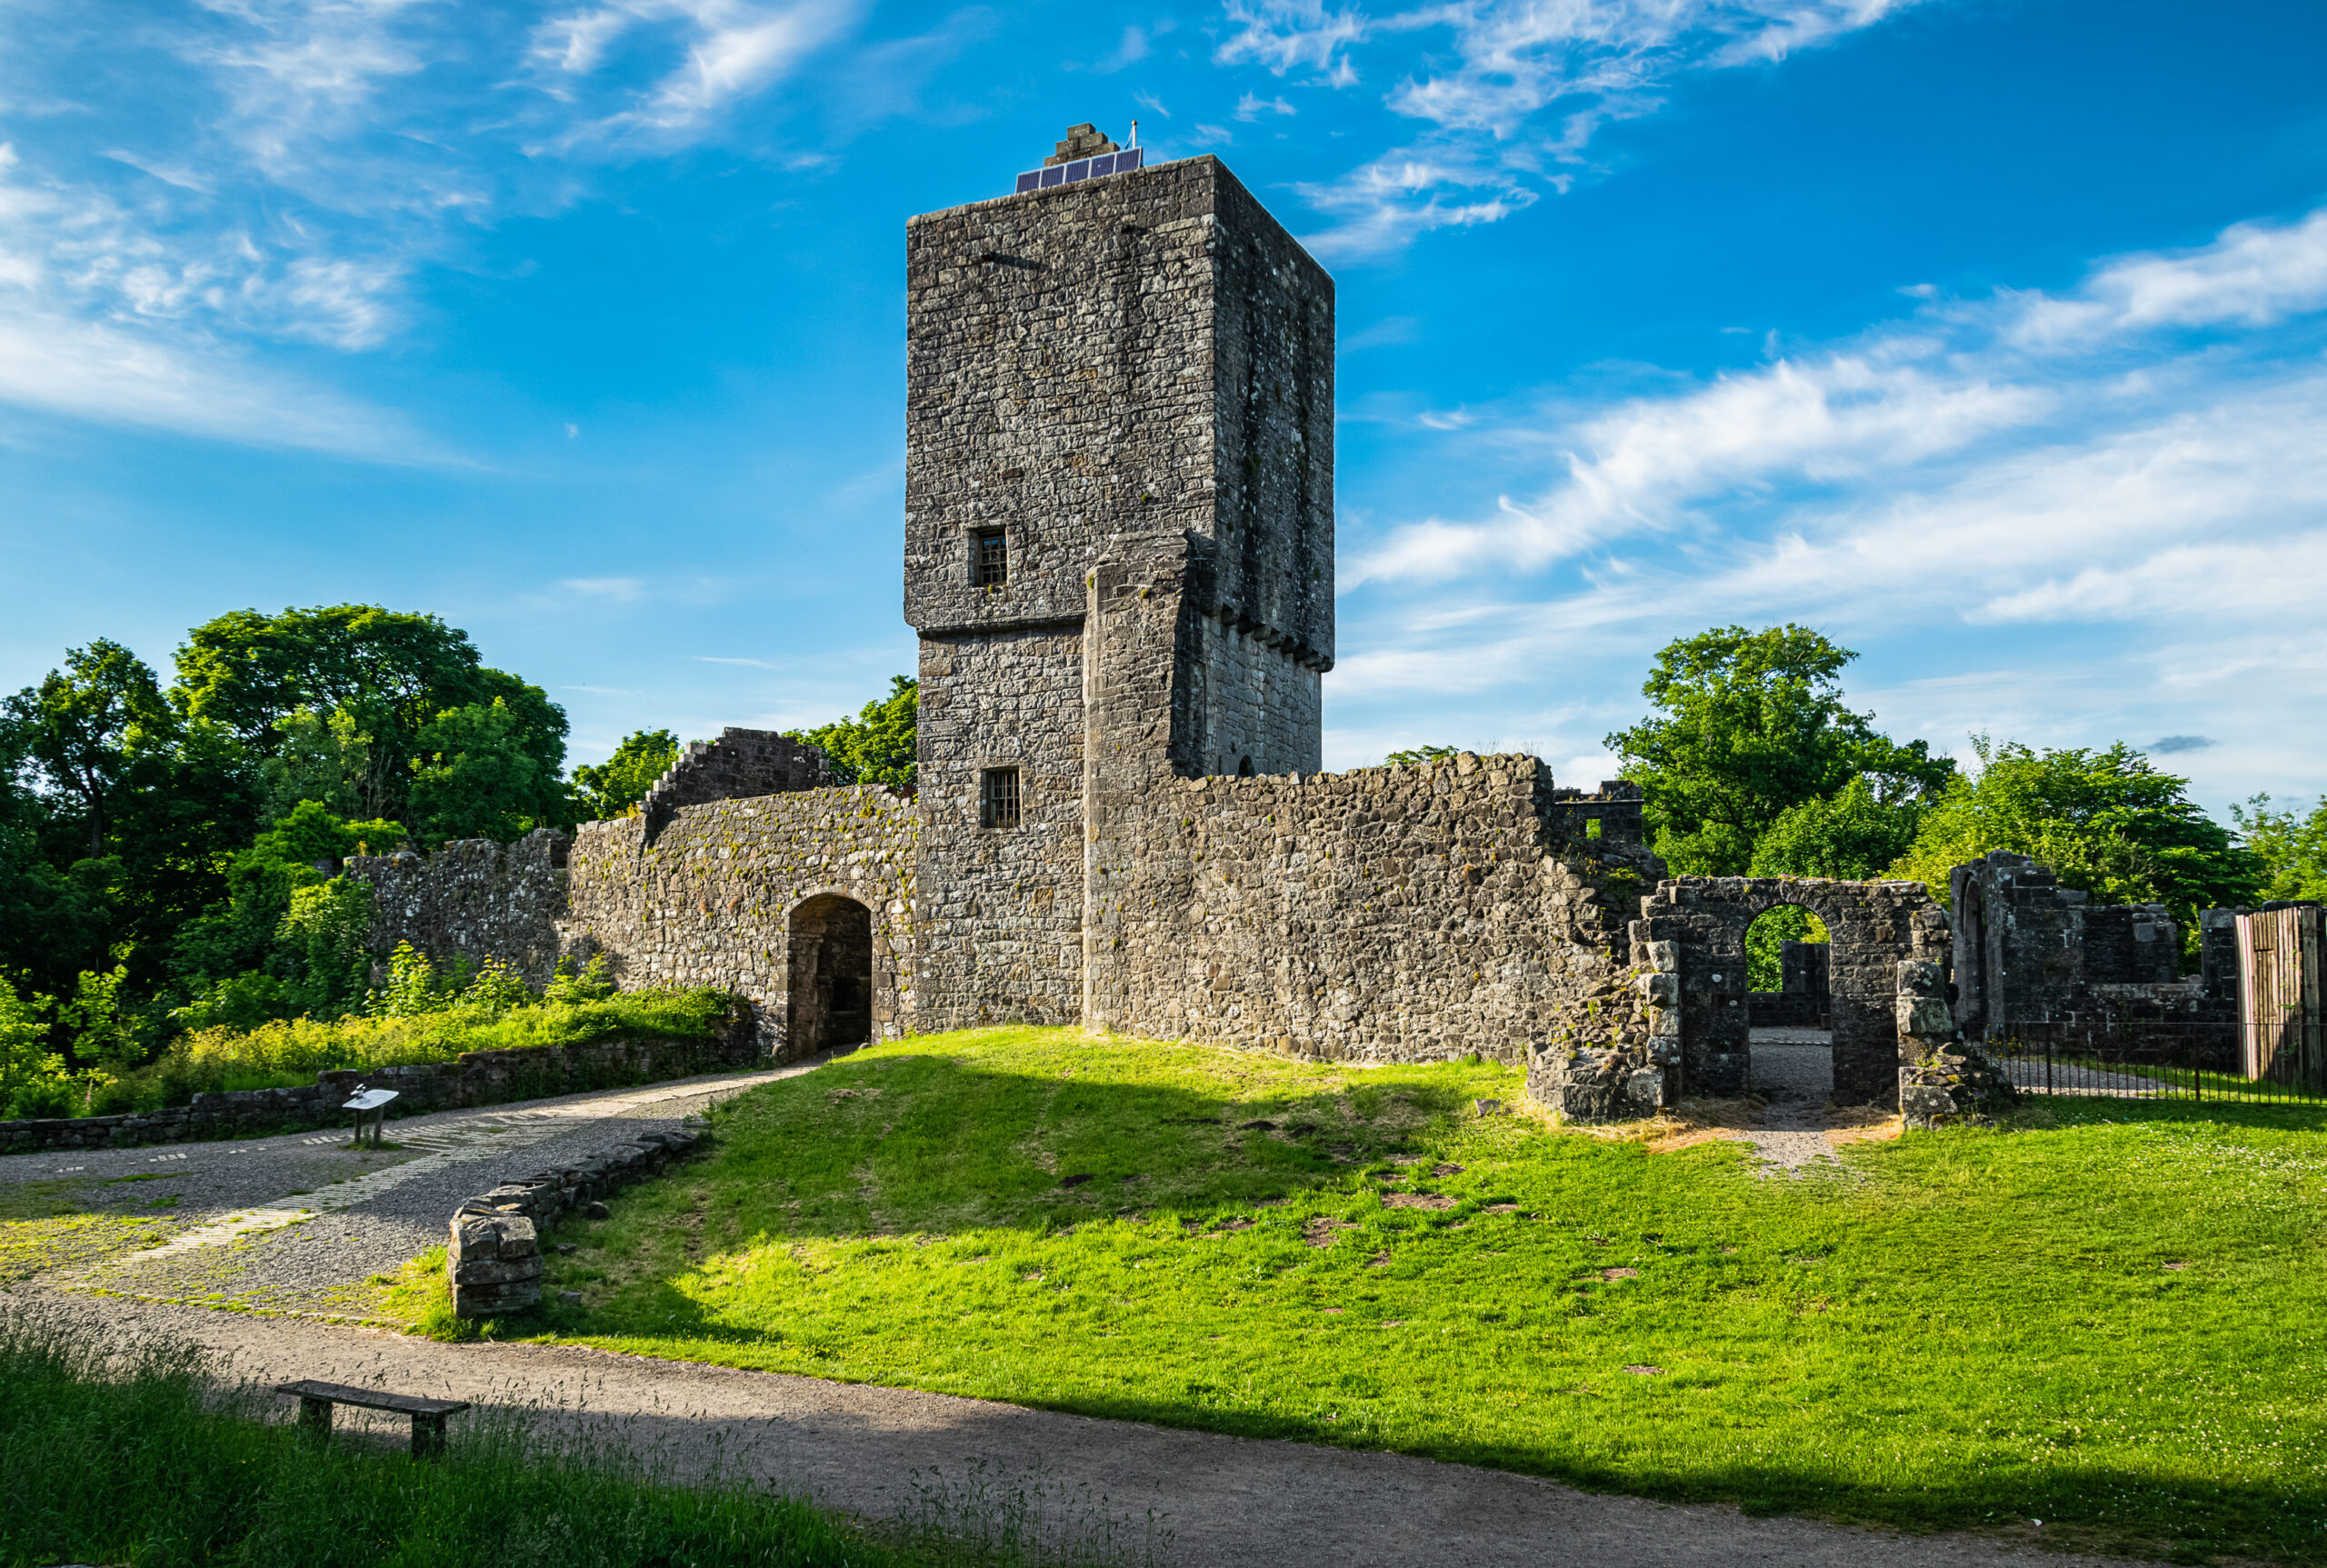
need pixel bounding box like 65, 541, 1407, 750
1331, 206, 2327, 796
0, 0, 876, 454
1351, 206, 2327, 588
1226, 1, 1927, 256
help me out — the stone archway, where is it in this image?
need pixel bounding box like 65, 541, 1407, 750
1635, 876, 1952, 1105
787, 893, 874, 1057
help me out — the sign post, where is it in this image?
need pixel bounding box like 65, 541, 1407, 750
341, 1086, 400, 1148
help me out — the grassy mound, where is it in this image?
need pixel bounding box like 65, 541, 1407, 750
504, 1026, 2325, 1563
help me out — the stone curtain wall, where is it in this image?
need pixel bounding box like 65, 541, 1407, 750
642, 729, 834, 840
563, 786, 917, 1059
353, 828, 572, 989
1635, 877, 1950, 1104
1086, 750, 1663, 1064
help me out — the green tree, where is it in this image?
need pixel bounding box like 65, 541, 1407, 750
1890, 738, 2262, 950
408, 698, 574, 844
0, 974, 62, 1114
1749, 776, 1928, 882
173, 605, 568, 831
2231, 795, 2327, 904
1606, 624, 1954, 875
169, 801, 399, 1019
3, 640, 175, 858
789, 677, 918, 792
573, 728, 682, 821
59, 964, 146, 1073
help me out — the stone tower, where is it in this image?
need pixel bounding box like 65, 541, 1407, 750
904, 134, 1335, 1029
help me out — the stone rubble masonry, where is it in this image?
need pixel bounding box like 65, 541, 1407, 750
0, 1024, 753, 1155
1633, 877, 1952, 1106
1895, 959, 2019, 1129
447, 1119, 706, 1317
1950, 851, 2232, 1035
1525, 939, 1674, 1122
561, 786, 918, 1059
353, 828, 572, 990
903, 152, 1334, 1030
641, 729, 835, 843
1044, 124, 1118, 166
446, 1211, 542, 1318
1084, 741, 1669, 1065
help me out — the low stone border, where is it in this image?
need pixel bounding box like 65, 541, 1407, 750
446, 1118, 707, 1317
0, 1016, 751, 1155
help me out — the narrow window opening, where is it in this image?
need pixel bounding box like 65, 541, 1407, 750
981, 766, 1022, 828
974, 529, 1008, 587
1585, 816, 1603, 840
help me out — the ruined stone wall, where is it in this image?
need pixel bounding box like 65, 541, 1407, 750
2082, 904, 2181, 985
1084, 750, 1661, 1064
1635, 877, 1950, 1104
352, 828, 572, 989
643, 729, 834, 839
563, 786, 917, 1058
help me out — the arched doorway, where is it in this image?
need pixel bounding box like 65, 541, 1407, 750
1745, 904, 1832, 1103
1636, 875, 1950, 1107
787, 894, 874, 1056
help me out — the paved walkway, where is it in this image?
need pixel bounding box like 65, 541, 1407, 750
7, 1064, 801, 1314
13, 1289, 2112, 1568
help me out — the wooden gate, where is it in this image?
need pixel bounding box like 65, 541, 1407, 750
2238, 906, 2323, 1085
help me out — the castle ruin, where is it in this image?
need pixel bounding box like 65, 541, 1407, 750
359, 129, 2243, 1127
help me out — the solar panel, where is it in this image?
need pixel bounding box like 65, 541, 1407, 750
1011, 145, 1144, 196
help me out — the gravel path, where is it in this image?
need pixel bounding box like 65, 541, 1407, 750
12, 1289, 2120, 1568
9, 1064, 804, 1314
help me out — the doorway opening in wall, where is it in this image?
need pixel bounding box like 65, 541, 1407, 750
1237, 754, 1254, 777
788, 894, 874, 1057
1746, 904, 1832, 1102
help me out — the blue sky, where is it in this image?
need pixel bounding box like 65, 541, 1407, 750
1, 0, 2322, 816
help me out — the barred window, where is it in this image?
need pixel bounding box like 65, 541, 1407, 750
974, 529, 1008, 587
980, 766, 1021, 829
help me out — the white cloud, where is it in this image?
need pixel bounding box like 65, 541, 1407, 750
1353, 207, 2327, 587
0, 0, 878, 454
1329, 206, 2327, 800
1243, 1, 1926, 256
1215, 0, 1369, 82
2009, 208, 2327, 345
1235, 92, 1297, 120
1294, 149, 1539, 258
0, 310, 426, 457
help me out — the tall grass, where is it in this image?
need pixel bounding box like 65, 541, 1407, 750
0, 1313, 1164, 1568
88, 987, 735, 1115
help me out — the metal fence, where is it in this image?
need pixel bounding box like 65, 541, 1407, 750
1986, 1019, 2327, 1106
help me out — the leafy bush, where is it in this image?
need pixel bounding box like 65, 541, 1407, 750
76, 980, 733, 1114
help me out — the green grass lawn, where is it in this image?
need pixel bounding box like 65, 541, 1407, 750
497, 1026, 2327, 1564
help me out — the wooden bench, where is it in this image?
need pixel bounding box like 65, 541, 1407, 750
275, 1380, 471, 1457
